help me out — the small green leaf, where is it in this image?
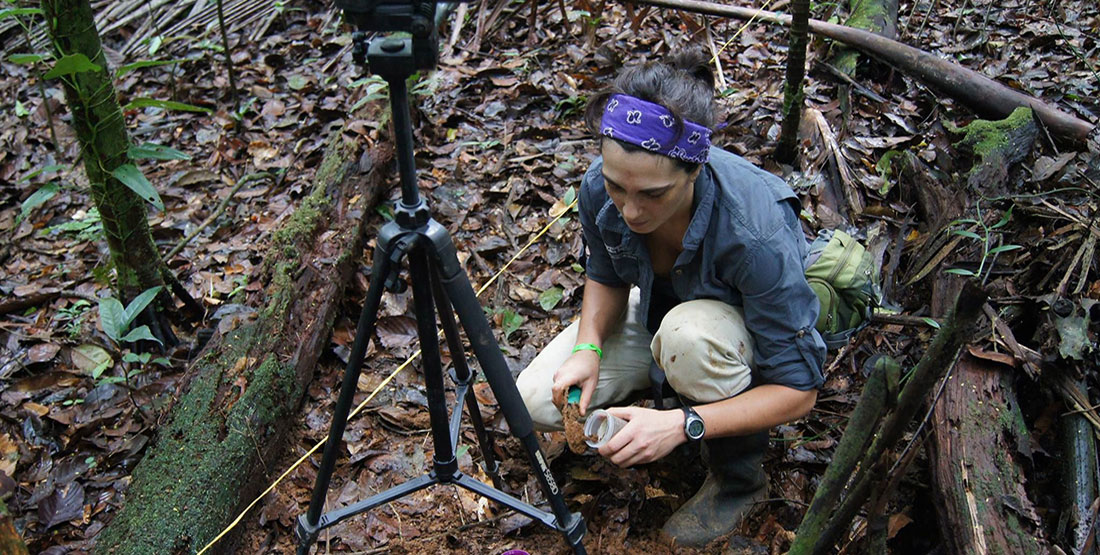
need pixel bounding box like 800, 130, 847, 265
124, 97, 211, 113
115, 58, 188, 78
951, 229, 982, 240
949, 218, 979, 226
98, 298, 126, 341
8, 53, 47, 64
91, 360, 112, 380
0, 7, 43, 19
122, 286, 163, 327
111, 164, 164, 210
19, 164, 66, 182
921, 317, 941, 329
287, 74, 309, 90
15, 99, 29, 117
122, 352, 142, 363
571, 263, 585, 273
152, 357, 171, 366
128, 142, 191, 161
944, 268, 976, 276
147, 35, 163, 56
990, 206, 1014, 229
17, 182, 58, 226
562, 186, 577, 206
44, 53, 101, 79
121, 325, 161, 345
987, 244, 1023, 256
538, 286, 564, 311
500, 309, 524, 341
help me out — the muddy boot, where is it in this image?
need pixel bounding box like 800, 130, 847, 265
661, 431, 769, 548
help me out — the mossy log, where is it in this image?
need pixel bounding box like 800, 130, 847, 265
831, 0, 898, 119
948, 106, 1038, 192
928, 279, 1049, 554
630, 0, 1095, 140
1058, 377, 1097, 554
93, 132, 391, 554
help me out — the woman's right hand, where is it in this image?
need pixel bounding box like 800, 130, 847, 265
551, 350, 601, 415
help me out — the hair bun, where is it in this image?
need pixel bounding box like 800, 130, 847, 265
667, 44, 715, 90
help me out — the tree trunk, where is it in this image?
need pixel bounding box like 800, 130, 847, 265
93, 133, 391, 554
928, 279, 1048, 554
831, 0, 898, 122
41, 0, 168, 307
774, 0, 809, 164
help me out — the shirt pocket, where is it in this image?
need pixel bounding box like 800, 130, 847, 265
605, 242, 641, 285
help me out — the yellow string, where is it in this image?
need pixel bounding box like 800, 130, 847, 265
196, 199, 577, 554
709, 0, 777, 64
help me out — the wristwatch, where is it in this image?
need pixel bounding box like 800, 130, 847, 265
680, 405, 705, 441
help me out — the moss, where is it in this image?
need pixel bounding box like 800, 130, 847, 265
846, 0, 889, 32
950, 107, 1033, 159
94, 325, 302, 555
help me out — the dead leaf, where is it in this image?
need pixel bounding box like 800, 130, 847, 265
28, 343, 61, 363
39, 482, 85, 529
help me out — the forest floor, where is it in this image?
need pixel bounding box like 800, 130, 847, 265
2, 0, 1099, 553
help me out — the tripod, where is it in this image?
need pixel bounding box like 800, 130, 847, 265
294, 19, 587, 555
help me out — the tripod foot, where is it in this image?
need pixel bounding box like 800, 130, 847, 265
294, 514, 320, 555
561, 511, 587, 553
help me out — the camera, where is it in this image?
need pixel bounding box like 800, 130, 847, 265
336, 1, 466, 71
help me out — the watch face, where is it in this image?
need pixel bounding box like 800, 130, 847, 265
686, 418, 705, 439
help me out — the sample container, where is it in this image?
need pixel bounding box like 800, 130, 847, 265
583, 409, 628, 449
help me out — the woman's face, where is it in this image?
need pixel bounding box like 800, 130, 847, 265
601, 139, 701, 235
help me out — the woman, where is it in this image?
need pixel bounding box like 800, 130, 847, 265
516, 46, 826, 547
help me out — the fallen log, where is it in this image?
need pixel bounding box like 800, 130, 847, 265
93, 130, 391, 554
1059, 376, 1099, 554
789, 281, 988, 554
627, 0, 1095, 141
948, 106, 1039, 192
928, 280, 1048, 553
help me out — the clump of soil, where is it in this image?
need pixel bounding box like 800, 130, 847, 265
562, 403, 589, 454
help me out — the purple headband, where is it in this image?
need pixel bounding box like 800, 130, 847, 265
599, 94, 712, 164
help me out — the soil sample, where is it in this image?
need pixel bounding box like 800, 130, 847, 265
562, 403, 589, 454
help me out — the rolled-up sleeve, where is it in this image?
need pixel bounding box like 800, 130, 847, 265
731, 227, 826, 391
578, 164, 627, 288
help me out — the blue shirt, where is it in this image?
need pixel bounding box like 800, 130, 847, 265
579, 147, 826, 391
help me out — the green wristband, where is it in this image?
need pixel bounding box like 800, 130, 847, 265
572, 343, 603, 360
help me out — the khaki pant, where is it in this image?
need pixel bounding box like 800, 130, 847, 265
516, 288, 756, 431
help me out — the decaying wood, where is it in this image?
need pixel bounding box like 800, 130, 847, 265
929, 279, 1048, 554
949, 106, 1039, 192
93, 131, 390, 554
830, 0, 899, 120
627, 0, 1095, 141
790, 281, 989, 554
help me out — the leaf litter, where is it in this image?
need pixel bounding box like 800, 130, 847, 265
1, 0, 1098, 553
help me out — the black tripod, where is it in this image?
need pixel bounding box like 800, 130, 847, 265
294, 5, 586, 553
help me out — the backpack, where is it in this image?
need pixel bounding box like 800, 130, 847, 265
804, 229, 879, 349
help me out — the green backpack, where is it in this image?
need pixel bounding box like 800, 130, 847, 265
804, 229, 879, 349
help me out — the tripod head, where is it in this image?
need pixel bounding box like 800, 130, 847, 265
336, 1, 464, 73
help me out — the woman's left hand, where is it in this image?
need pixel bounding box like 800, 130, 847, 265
598, 406, 686, 467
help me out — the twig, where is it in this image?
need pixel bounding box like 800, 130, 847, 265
703, 16, 727, 90
165, 172, 271, 261
870, 312, 941, 328
215, 0, 240, 114
814, 60, 887, 102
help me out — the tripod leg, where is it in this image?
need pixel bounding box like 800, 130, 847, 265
429, 261, 505, 490
296, 238, 403, 554
407, 245, 460, 479
426, 226, 586, 552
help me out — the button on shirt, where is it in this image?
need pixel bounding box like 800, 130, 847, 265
579, 147, 826, 391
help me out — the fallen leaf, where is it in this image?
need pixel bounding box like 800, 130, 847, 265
39, 482, 85, 529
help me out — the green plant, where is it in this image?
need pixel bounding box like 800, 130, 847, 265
45, 206, 103, 242
945, 202, 1022, 284
57, 299, 92, 338
98, 286, 164, 345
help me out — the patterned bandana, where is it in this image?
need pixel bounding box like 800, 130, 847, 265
599, 94, 712, 164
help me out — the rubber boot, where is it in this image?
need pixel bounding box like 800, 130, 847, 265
661, 430, 769, 547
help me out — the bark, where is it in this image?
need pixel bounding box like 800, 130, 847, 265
929, 280, 1048, 554
627, 0, 1095, 141
93, 133, 391, 554
831, 0, 899, 120
949, 106, 1039, 193
774, 0, 810, 164
1059, 377, 1099, 554
789, 282, 988, 554
41, 0, 168, 306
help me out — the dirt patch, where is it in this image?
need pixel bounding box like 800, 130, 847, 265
562, 403, 589, 454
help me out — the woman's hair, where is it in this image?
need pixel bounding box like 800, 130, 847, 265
585, 45, 717, 171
